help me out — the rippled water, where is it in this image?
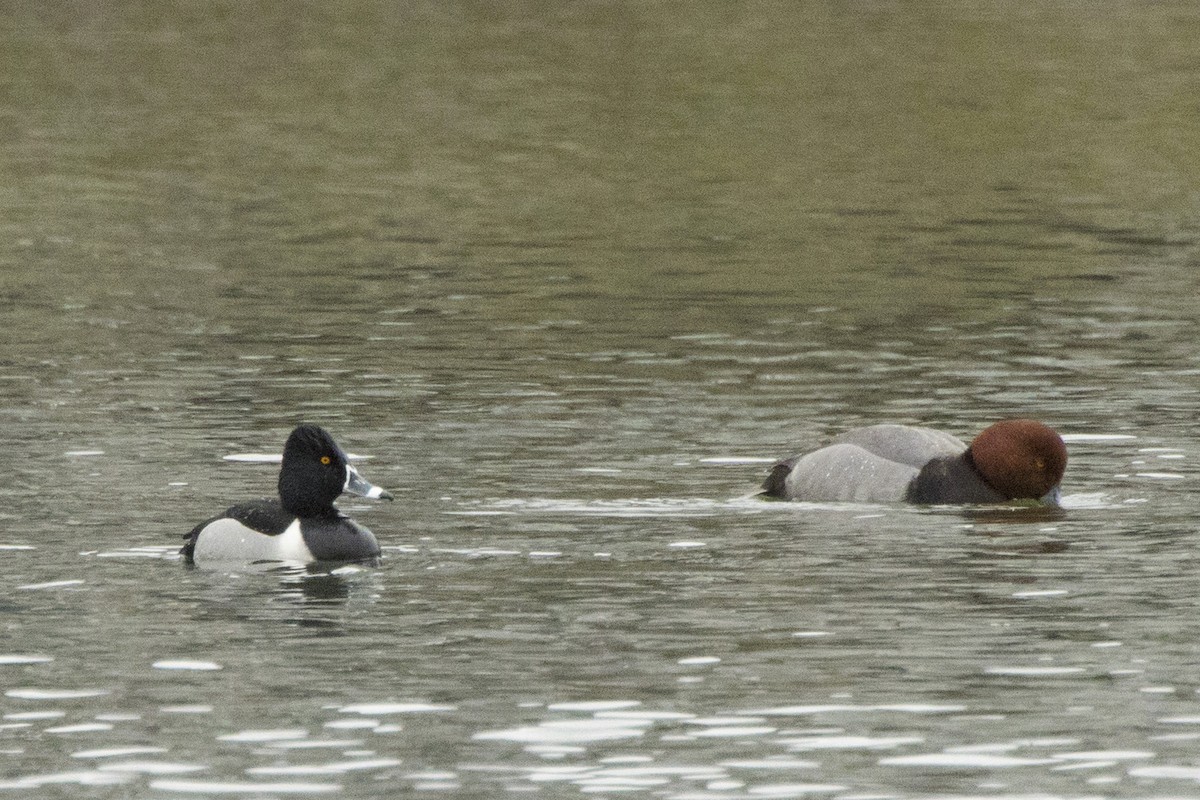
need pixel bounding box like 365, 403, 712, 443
5, 2, 1200, 798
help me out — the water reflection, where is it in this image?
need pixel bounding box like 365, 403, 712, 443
171, 562, 388, 632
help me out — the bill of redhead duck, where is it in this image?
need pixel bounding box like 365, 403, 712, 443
762, 419, 1067, 505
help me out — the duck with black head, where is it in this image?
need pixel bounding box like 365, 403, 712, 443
182, 424, 393, 564
762, 419, 1067, 505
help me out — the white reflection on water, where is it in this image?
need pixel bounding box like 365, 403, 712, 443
691, 725, 778, 738
268, 739, 365, 751
44, 722, 113, 734
984, 666, 1088, 677
592, 710, 696, 722
97, 546, 178, 559
6, 688, 109, 700
247, 757, 402, 776
496, 756, 849, 796
337, 702, 456, 715
149, 778, 342, 794
160, 705, 213, 714
720, 758, 820, 770
780, 735, 925, 752
1130, 764, 1200, 780
5, 711, 65, 721
217, 729, 308, 743
16, 579, 85, 591
880, 752, 1051, 767
0, 655, 53, 665
1056, 750, 1153, 762
96, 761, 206, 775
1059, 434, 1137, 442
471, 704, 874, 795
457, 494, 1121, 519
745, 703, 966, 716
452, 498, 733, 517
548, 700, 641, 712
0, 770, 130, 790
72, 746, 167, 758
323, 718, 380, 730
223, 452, 372, 463
474, 717, 652, 746
152, 659, 222, 671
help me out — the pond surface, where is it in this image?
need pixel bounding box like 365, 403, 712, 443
4, 2, 1200, 797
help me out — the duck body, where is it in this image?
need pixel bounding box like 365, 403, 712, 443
763, 420, 1066, 505
183, 500, 381, 563
182, 425, 392, 565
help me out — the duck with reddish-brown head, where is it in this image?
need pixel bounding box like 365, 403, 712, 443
762, 419, 1067, 505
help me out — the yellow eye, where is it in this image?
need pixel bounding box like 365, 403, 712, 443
320, 456, 331, 465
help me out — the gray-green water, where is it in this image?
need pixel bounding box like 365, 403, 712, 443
4, 3, 1200, 797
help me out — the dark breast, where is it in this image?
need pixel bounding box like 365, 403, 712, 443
298, 517, 381, 561
906, 456, 1006, 504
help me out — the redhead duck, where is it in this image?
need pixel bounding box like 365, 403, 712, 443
762, 419, 1066, 504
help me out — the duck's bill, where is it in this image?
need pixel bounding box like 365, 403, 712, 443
344, 465, 395, 501
1040, 486, 1062, 506
991, 486, 1062, 509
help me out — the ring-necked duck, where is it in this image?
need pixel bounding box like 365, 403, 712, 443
762, 419, 1067, 504
181, 424, 393, 564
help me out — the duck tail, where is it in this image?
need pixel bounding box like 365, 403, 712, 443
760, 458, 795, 498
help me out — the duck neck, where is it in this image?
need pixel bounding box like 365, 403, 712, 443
962, 448, 1006, 497
907, 452, 1007, 504
281, 495, 340, 520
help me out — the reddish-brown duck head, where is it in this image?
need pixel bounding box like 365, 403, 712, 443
969, 419, 1067, 500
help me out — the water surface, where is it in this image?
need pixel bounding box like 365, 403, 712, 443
4, 3, 1200, 797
